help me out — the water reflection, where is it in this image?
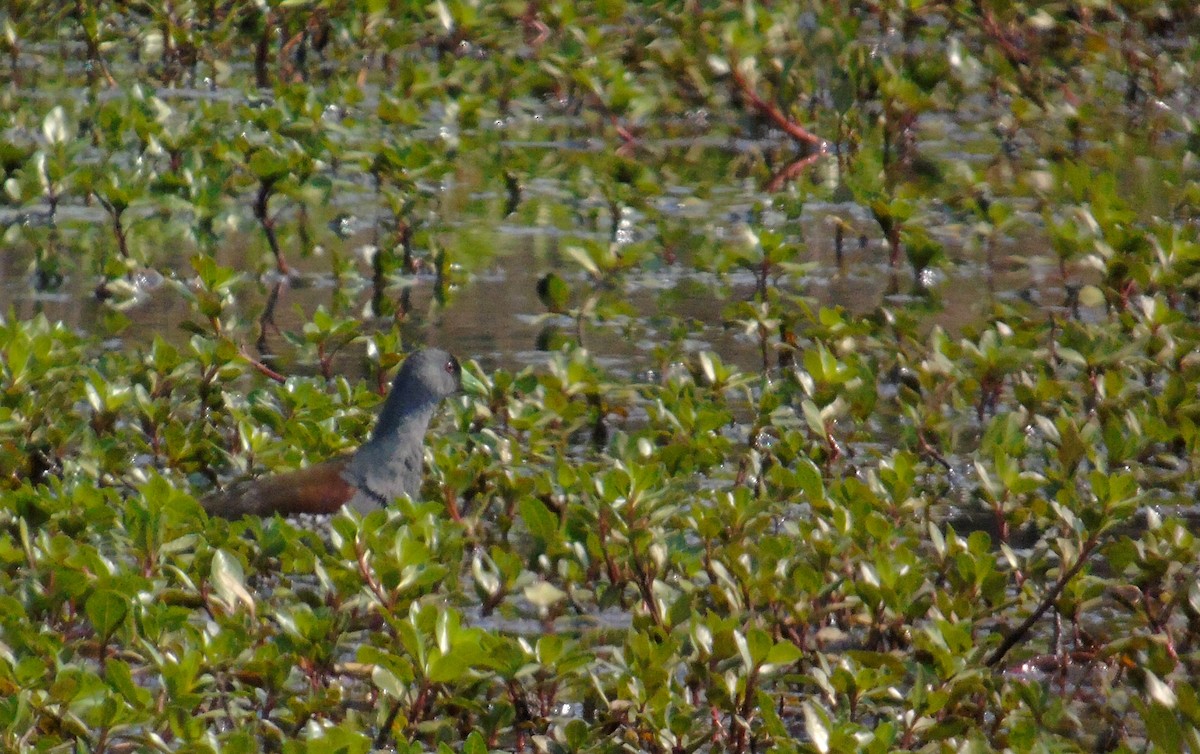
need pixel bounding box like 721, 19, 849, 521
1, 131, 1096, 383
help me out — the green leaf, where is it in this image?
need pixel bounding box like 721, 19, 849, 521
210, 549, 255, 617
520, 496, 559, 545
248, 149, 290, 183
463, 731, 487, 754
803, 701, 831, 754
371, 665, 405, 698
104, 659, 150, 707
427, 652, 469, 684
523, 581, 566, 609
765, 640, 802, 667
85, 590, 127, 639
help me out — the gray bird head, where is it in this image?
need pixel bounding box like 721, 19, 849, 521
370, 348, 462, 439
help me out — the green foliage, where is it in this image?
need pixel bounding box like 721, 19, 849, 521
0, 0, 1199, 751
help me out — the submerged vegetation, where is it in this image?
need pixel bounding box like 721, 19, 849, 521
2, 0, 1200, 751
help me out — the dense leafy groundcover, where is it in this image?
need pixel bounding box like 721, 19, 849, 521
4, 303, 1200, 753
2, 0, 1200, 752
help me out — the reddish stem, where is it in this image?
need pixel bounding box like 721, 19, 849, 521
729, 59, 826, 148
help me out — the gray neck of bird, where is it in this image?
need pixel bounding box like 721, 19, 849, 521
366, 391, 437, 450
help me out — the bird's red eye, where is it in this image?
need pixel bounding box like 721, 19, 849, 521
445, 358, 459, 375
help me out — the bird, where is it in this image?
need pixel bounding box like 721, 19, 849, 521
202, 348, 463, 519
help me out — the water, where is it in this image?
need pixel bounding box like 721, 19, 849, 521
0, 128, 1084, 378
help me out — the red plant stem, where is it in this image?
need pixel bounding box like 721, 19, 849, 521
986, 535, 1099, 668
729, 60, 826, 148
765, 152, 824, 192
239, 346, 287, 384
977, 5, 1030, 66
254, 182, 291, 275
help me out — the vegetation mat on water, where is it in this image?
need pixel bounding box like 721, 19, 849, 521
2, 1, 1200, 752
